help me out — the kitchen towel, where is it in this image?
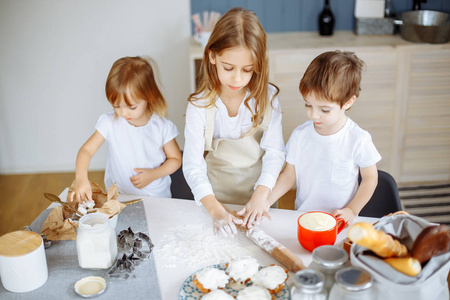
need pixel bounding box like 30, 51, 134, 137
350, 214, 450, 300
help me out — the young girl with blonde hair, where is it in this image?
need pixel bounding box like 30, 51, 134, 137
69, 56, 182, 204
183, 8, 286, 236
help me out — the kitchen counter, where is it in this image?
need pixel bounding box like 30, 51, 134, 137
189, 31, 416, 57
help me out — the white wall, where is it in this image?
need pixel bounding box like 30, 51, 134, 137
0, 0, 191, 174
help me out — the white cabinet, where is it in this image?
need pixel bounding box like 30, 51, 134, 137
393, 45, 450, 182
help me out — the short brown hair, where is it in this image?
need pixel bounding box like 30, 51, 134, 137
105, 56, 166, 117
299, 51, 365, 108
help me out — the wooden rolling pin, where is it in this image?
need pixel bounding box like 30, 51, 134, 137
238, 225, 306, 273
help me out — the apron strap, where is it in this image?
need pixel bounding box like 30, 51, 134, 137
204, 106, 215, 151
258, 105, 272, 131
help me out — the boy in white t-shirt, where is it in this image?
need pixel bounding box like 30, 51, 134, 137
248, 51, 381, 225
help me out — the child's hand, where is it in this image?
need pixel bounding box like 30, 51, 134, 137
68, 179, 93, 205
333, 207, 356, 225
237, 187, 272, 228
130, 168, 158, 189
211, 207, 243, 238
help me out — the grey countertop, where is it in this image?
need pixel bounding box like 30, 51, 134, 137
0, 201, 161, 300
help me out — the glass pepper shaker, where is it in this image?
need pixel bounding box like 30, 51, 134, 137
328, 266, 375, 300
309, 245, 349, 295
291, 269, 327, 300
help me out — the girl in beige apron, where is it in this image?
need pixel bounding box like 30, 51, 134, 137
183, 8, 285, 237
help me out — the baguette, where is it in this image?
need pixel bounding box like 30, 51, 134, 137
348, 222, 408, 258
383, 257, 421, 277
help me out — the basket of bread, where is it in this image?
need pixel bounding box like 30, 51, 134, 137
349, 214, 450, 300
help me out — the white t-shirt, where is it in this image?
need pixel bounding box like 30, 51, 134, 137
286, 118, 381, 212
95, 111, 179, 197
183, 85, 286, 203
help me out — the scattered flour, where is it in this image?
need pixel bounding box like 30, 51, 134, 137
155, 223, 262, 269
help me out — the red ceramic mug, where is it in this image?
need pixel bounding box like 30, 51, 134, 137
297, 211, 346, 252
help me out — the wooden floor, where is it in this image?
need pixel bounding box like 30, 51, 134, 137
0, 171, 105, 236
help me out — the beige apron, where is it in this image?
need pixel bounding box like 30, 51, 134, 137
204, 106, 271, 205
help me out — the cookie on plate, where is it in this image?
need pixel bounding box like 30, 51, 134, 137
193, 267, 229, 293
236, 285, 273, 300
201, 289, 235, 299
226, 257, 260, 284
251, 265, 288, 294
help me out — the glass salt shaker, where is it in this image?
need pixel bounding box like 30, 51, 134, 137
309, 245, 348, 295
291, 269, 327, 300
328, 266, 374, 300
76, 212, 118, 269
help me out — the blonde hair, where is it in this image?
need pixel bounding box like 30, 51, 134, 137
299, 51, 365, 108
189, 7, 278, 129
105, 56, 167, 117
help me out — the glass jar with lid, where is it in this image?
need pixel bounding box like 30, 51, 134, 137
76, 212, 118, 269
309, 245, 349, 295
328, 266, 375, 300
291, 269, 327, 300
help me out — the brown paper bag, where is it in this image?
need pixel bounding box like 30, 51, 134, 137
41, 181, 123, 240
41, 206, 77, 240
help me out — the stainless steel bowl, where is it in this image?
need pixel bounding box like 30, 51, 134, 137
394, 10, 450, 44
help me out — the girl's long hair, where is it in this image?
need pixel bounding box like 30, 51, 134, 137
189, 7, 278, 129
106, 56, 167, 117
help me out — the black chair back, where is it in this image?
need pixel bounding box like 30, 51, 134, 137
359, 170, 403, 218
170, 165, 194, 200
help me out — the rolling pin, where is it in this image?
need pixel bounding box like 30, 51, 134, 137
238, 225, 306, 273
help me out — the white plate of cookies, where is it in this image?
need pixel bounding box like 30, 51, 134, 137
179, 258, 290, 300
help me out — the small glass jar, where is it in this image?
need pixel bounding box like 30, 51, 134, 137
309, 245, 348, 295
291, 269, 327, 300
76, 213, 118, 269
328, 266, 374, 300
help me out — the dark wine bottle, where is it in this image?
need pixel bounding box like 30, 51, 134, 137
319, 0, 335, 36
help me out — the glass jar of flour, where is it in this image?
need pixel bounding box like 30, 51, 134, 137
76, 213, 118, 269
